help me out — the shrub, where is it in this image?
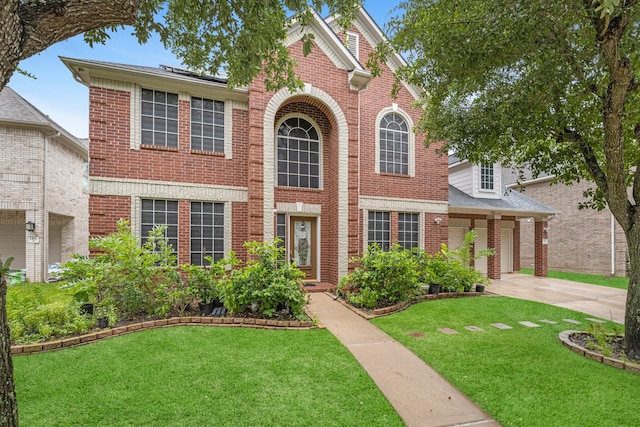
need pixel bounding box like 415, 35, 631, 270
181, 253, 240, 304
7, 288, 93, 344
337, 244, 420, 309
217, 240, 307, 319
63, 220, 189, 320
428, 230, 493, 292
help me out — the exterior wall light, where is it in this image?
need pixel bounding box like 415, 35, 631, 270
26, 221, 36, 232
434, 217, 442, 225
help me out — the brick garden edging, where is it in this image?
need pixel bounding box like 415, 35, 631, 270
11, 316, 318, 356
558, 330, 640, 374
332, 291, 484, 320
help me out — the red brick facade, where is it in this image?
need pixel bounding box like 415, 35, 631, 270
73, 10, 450, 284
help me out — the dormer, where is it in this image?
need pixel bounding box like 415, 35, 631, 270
449, 157, 502, 200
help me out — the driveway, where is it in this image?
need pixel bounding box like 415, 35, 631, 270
489, 274, 627, 324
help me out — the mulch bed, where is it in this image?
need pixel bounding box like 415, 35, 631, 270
568, 332, 640, 364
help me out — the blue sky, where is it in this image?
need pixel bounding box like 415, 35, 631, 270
8, 1, 400, 138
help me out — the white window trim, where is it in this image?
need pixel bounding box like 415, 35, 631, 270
479, 163, 495, 191
274, 113, 324, 190
374, 107, 416, 177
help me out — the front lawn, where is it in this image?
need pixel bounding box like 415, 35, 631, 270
372, 297, 640, 427
519, 268, 629, 290
13, 326, 404, 426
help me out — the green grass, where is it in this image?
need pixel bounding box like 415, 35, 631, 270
7, 281, 70, 303
372, 297, 640, 427
520, 268, 629, 290
14, 326, 404, 427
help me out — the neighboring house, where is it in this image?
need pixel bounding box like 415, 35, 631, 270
62, 7, 451, 285
505, 172, 628, 277
0, 87, 89, 282
448, 158, 557, 279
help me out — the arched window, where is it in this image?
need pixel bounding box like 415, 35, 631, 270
379, 113, 409, 175
277, 117, 320, 188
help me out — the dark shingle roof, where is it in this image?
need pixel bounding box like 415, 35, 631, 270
448, 185, 558, 216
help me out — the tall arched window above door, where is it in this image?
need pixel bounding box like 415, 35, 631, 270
277, 117, 321, 189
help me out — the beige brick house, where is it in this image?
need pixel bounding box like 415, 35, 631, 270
508, 175, 627, 277
0, 87, 89, 282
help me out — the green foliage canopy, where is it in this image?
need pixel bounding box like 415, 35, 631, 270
379, 0, 640, 211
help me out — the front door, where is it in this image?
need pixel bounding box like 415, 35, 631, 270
289, 216, 317, 281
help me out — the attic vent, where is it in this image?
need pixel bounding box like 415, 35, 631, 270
346, 31, 359, 60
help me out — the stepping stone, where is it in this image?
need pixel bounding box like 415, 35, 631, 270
491, 323, 513, 330
437, 328, 458, 335
408, 331, 426, 339
539, 319, 557, 324
563, 318, 582, 325
211, 307, 227, 317
585, 317, 606, 323
519, 321, 540, 328
464, 326, 484, 332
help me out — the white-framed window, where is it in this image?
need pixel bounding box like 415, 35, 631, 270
140, 199, 179, 252
398, 213, 419, 250
367, 211, 390, 251
191, 97, 225, 153
480, 163, 494, 190
276, 117, 321, 189
141, 89, 179, 148
375, 107, 415, 177
379, 113, 409, 175
190, 201, 224, 265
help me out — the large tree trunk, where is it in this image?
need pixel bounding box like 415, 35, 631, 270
625, 225, 640, 359
0, 275, 18, 427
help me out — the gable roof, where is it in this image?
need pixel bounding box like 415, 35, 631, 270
325, 7, 422, 99
448, 184, 558, 219
285, 8, 371, 90
0, 86, 87, 157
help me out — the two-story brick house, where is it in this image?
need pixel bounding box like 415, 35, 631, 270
62, 7, 450, 285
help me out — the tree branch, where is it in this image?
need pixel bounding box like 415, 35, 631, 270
18, 0, 140, 60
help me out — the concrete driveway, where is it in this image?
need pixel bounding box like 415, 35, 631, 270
489, 274, 627, 324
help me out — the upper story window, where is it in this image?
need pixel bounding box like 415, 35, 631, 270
379, 113, 409, 175
141, 89, 179, 148
191, 97, 225, 153
480, 163, 494, 190
277, 117, 320, 189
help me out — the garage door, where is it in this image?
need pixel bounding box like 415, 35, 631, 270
448, 227, 467, 251
0, 225, 26, 269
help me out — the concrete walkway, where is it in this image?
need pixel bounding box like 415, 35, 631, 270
489, 274, 627, 324
307, 292, 500, 427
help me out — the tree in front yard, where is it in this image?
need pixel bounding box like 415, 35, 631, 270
375, 0, 640, 357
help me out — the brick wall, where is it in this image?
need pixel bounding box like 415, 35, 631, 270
517, 180, 627, 276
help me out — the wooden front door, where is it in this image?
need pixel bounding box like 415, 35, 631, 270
289, 216, 317, 281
